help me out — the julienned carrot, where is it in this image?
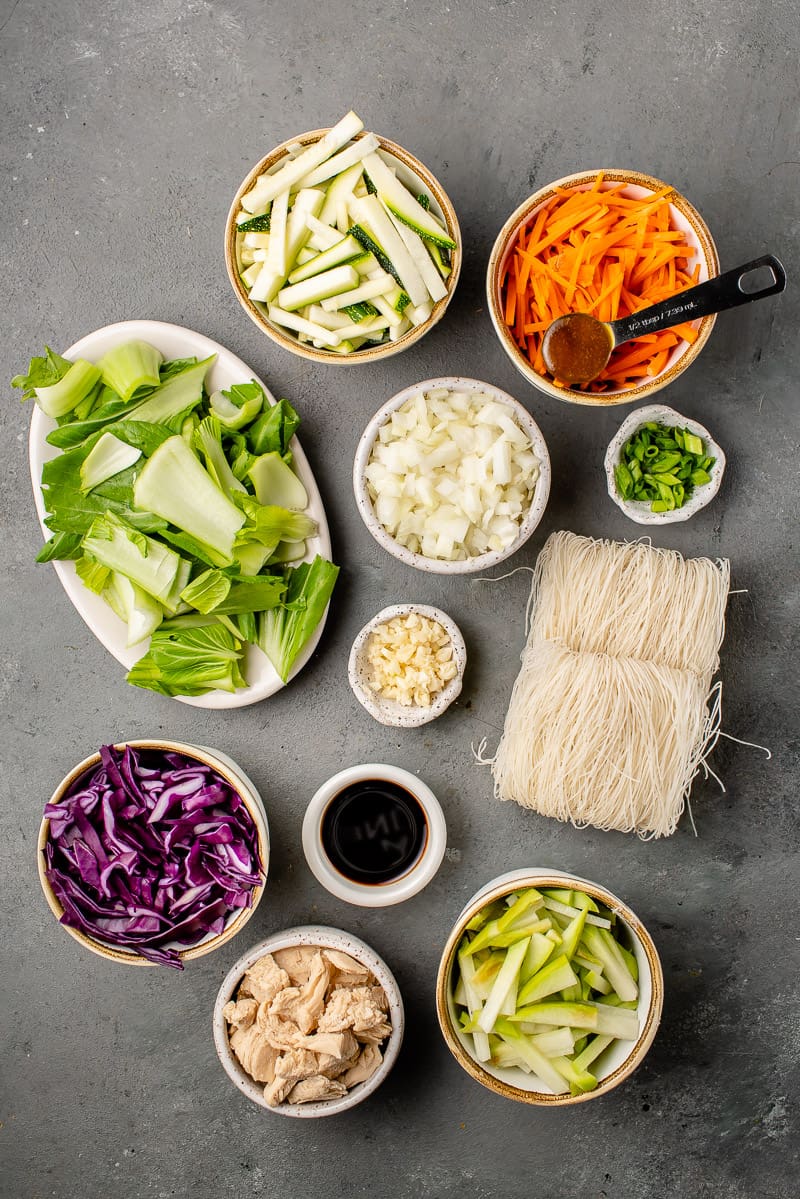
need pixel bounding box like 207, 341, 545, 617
501, 176, 702, 392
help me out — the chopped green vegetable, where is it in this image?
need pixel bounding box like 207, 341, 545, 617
80, 512, 185, 605
209, 381, 264, 430
97, 340, 163, 402
257, 555, 339, 682
236, 211, 271, 233
616, 421, 714, 512
125, 622, 246, 696
79, 433, 142, 491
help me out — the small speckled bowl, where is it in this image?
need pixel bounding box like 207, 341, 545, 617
353, 377, 551, 575
225, 129, 461, 364
213, 925, 404, 1117
486, 169, 719, 406
436, 868, 663, 1105
302, 763, 447, 908
38, 741, 269, 966
605, 404, 726, 525
348, 603, 467, 728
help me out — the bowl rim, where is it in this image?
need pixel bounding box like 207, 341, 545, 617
435, 869, 664, 1105
301, 762, 447, 907
604, 403, 727, 525
352, 376, 551, 574
38, 739, 269, 966
486, 168, 720, 406
212, 924, 405, 1117
347, 602, 467, 727
224, 128, 462, 365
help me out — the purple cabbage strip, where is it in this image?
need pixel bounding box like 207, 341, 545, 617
44, 744, 263, 969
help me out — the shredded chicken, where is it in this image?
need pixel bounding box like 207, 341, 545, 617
225, 943, 392, 1107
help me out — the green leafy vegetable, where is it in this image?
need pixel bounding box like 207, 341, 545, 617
247, 397, 300, 458
98, 340, 163, 401
80, 511, 185, 605
12, 346, 73, 401
210, 381, 264, 430
126, 623, 247, 696
79, 433, 141, 492
257, 555, 339, 682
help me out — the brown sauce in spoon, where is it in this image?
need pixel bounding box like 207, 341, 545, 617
542, 313, 614, 384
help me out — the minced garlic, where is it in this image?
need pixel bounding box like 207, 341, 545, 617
366, 611, 458, 707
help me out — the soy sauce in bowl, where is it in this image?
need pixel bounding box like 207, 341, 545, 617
321, 779, 428, 885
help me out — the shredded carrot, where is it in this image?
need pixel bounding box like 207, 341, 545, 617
500, 175, 703, 393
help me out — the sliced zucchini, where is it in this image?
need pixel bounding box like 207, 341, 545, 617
277, 264, 360, 312
360, 151, 457, 249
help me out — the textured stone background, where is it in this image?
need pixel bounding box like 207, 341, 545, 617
1, 1, 798, 1196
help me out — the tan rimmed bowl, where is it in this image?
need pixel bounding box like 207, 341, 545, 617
225, 129, 461, 364
487, 169, 719, 406
435, 868, 663, 1105
38, 740, 269, 966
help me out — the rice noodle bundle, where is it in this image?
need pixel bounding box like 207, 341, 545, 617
487, 531, 729, 838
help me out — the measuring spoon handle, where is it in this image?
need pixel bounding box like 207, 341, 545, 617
609, 254, 787, 344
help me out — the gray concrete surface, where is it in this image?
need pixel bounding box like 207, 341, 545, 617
1, 1, 798, 1196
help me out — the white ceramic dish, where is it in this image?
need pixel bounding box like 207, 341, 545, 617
353, 377, 551, 575
604, 404, 726, 525
213, 925, 404, 1117
302, 763, 447, 907
38, 739, 270, 965
436, 868, 664, 1105
348, 603, 467, 727
486, 170, 719, 406
28, 320, 332, 709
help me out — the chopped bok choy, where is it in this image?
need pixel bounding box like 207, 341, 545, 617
234, 109, 457, 353
451, 887, 641, 1095
17, 337, 338, 697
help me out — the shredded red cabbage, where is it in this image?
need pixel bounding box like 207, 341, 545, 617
43, 744, 264, 969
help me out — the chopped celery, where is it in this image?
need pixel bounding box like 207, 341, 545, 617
98, 340, 163, 402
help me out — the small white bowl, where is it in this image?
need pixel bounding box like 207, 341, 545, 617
213, 925, 404, 1117
353, 377, 551, 575
605, 404, 726, 525
302, 763, 447, 907
348, 603, 467, 728
436, 868, 664, 1105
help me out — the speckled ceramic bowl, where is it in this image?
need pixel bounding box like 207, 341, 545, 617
605, 404, 726, 524
38, 741, 269, 966
487, 169, 719, 406
353, 377, 551, 575
225, 129, 461, 364
348, 603, 467, 728
436, 868, 663, 1105
213, 925, 404, 1117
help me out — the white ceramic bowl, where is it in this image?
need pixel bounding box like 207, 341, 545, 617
213, 925, 404, 1117
302, 763, 447, 907
353, 377, 551, 575
604, 404, 726, 525
436, 868, 664, 1106
38, 740, 269, 965
486, 170, 719, 406
348, 603, 467, 728
225, 130, 461, 364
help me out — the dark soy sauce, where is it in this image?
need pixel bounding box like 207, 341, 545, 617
321, 780, 428, 885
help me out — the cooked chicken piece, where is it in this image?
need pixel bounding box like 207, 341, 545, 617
370, 985, 389, 1012
267, 953, 331, 1034
342, 1044, 383, 1087
263, 1075, 296, 1107
272, 945, 319, 985
222, 998, 258, 1030
240, 953, 290, 1005
228, 1026, 279, 1084
317, 986, 389, 1036
354, 1020, 393, 1046
301, 1030, 358, 1063
286, 1075, 348, 1105
255, 1005, 305, 1051
274, 1047, 321, 1081
322, 948, 371, 988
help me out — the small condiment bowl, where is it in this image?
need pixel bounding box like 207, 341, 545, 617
605, 403, 726, 525
225, 130, 461, 364
213, 925, 404, 1117
486, 169, 719, 406
38, 740, 269, 966
348, 603, 467, 728
353, 376, 551, 575
436, 868, 663, 1105
302, 763, 447, 908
